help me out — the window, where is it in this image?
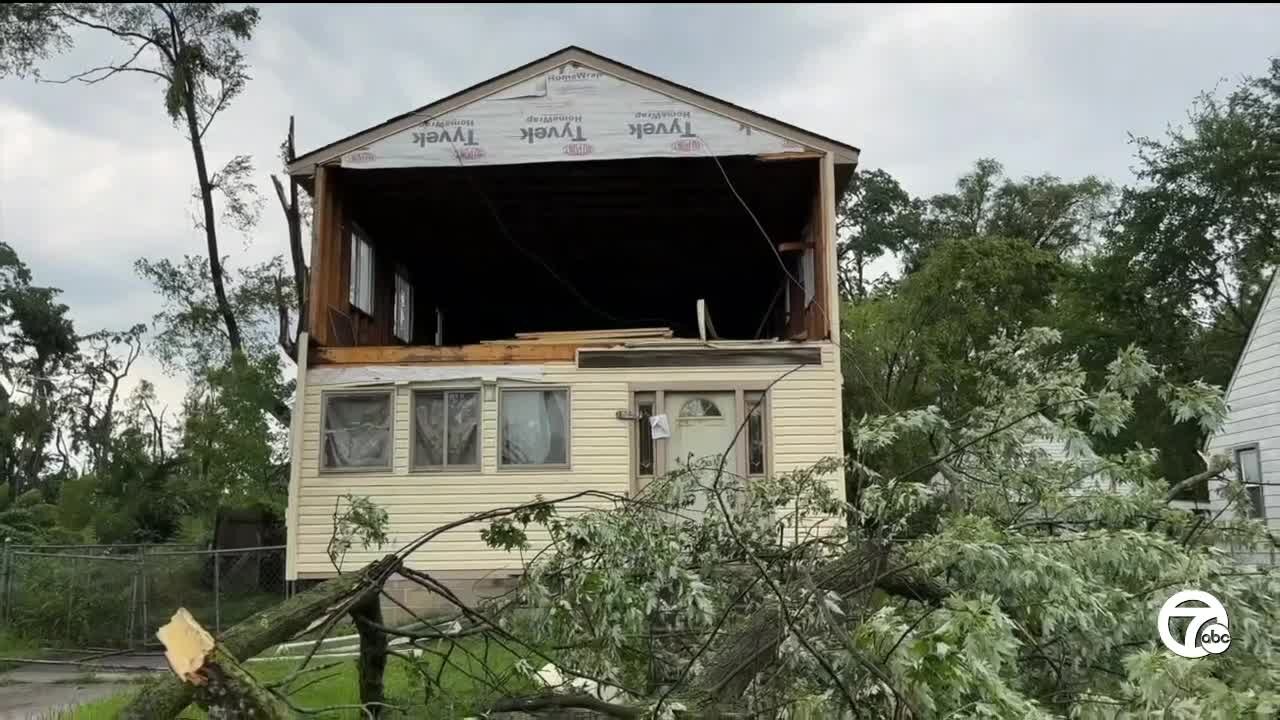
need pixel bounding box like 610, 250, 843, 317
1235, 446, 1265, 518
322, 392, 392, 471
412, 390, 479, 470
679, 397, 722, 418
349, 227, 375, 315
500, 388, 569, 467
636, 394, 655, 477
745, 391, 767, 476
394, 267, 414, 343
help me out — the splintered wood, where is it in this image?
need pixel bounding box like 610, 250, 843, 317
158, 608, 216, 685
157, 607, 293, 719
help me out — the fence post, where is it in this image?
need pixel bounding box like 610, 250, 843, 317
139, 550, 149, 648
214, 549, 221, 635
0, 540, 9, 623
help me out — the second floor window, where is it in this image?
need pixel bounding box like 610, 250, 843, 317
350, 228, 375, 315
394, 267, 413, 342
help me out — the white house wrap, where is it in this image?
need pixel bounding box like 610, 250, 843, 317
340, 63, 809, 169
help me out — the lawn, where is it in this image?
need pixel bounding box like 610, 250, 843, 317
59, 638, 536, 719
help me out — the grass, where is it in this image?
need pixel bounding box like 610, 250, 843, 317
58, 637, 536, 719
0, 629, 41, 674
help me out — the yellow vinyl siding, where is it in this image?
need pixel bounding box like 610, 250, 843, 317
289, 343, 843, 578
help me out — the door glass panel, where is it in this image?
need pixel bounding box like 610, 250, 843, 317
679, 397, 722, 418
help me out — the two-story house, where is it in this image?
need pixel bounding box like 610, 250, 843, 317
283, 47, 858, 607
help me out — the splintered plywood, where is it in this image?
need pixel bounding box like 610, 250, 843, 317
341, 63, 811, 169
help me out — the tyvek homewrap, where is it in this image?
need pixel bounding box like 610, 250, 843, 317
340, 64, 809, 169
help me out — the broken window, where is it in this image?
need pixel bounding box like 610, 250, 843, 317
413, 389, 480, 470
349, 227, 375, 315
394, 266, 414, 343
322, 391, 393, 470
500, 388, 569, 467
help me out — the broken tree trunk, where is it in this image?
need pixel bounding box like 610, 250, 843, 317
122, 554, 401, 720
694, 545, 945, 707
351, 586, 389, 716
158, 608, 293, 719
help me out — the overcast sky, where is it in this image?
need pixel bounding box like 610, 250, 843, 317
2, 3, 1277, 410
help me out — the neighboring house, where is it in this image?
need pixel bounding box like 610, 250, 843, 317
1206, 270, 1280, 565
283, 47, 857, 603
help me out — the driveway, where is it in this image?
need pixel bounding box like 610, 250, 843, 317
0, 652, 166, 719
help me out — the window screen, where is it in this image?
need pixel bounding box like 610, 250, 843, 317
501, 388, 569, 467
413, 390, 480, 469
322, 392, 392, 470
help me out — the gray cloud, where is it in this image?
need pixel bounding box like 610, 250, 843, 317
1, 4, 1276, 410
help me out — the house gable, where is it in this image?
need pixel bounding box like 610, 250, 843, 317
1207, 269, 1280, 547
288, 46, 859, 174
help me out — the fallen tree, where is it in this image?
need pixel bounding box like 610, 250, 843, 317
121, 554, 401, 719
128, 329, 1280, 719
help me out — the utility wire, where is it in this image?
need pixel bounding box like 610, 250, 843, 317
698, 137, 830, 332
447, 143, 638, 326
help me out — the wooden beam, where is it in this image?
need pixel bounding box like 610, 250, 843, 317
756, 150, 824, 162
818, 152, 837, 340
307, 165, 347, 347
306, 165, 331, 346
310, 343, 583, 365
579, 347, 821, 369
777, 241, 813, 254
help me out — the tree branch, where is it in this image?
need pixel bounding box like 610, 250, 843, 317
491, 694, 643, 719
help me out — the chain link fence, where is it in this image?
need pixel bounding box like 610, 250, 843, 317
0, 543, 286, 650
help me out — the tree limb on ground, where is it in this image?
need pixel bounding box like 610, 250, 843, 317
122, 553, 401, 720
158, 608, 292, 719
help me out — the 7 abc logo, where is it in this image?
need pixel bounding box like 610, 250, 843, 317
1158, 590, 1231, 658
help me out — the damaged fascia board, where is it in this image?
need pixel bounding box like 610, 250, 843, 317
308, 365, 544, 387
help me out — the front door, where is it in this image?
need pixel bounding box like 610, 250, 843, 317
664, 392, 737, 512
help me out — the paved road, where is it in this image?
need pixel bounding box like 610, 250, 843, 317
0, 653, 166, 719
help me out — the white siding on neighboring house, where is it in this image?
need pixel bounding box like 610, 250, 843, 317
1207, 271, 1280, 566
287, 343, 844, 579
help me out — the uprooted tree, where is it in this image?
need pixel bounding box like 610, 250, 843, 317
128, 328, 1279, 719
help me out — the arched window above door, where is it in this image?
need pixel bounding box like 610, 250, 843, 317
679, 397, 722, 418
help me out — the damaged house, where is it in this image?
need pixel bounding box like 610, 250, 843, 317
283, 47, 857, 599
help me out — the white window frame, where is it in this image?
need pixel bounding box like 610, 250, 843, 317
497, 386, 571, 471
394, 266, 414, 343
629, 382, 772, 483
319, 389, 394, 473
349, 226, 375, 315
1235, 445, 1265, 519
410, 388, 482, 473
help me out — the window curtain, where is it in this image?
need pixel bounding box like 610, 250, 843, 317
502, 390, 567, 465
414, 393, 446, 466
414, 392, 479, 467
448, 392, 479, 465
324, 395, 391, 468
